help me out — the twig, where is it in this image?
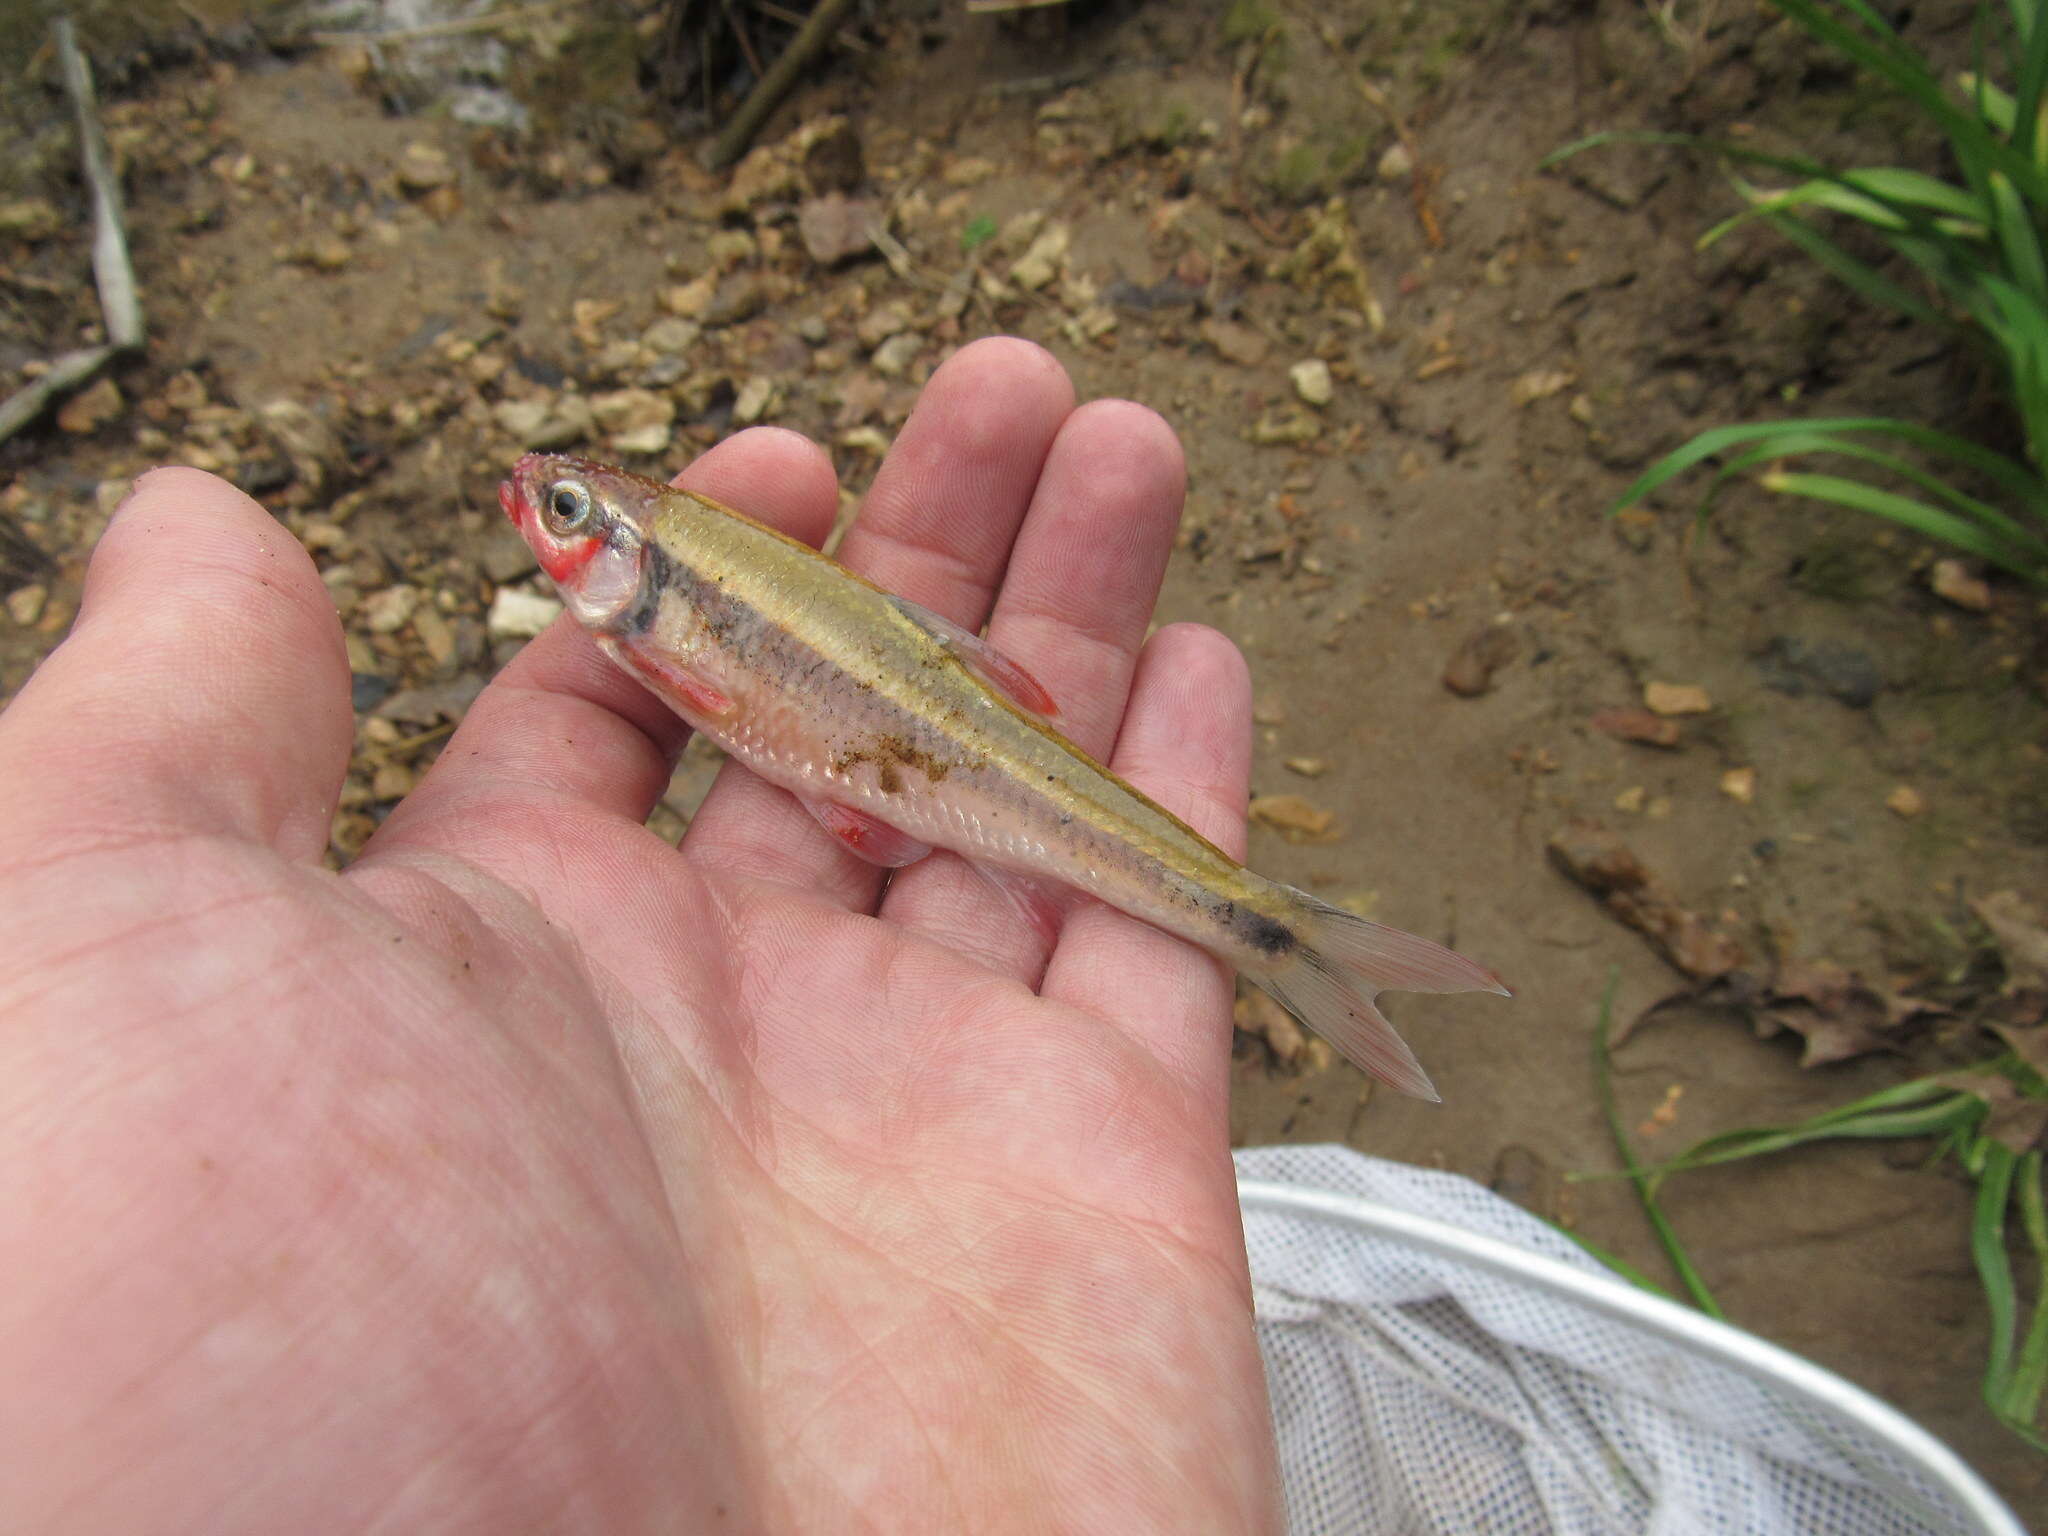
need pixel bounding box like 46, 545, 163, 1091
750, 0, 869, 49
57, 17, 142, 351
0, 19, 145, 449
964, 0, 1074, 11
701, 0, 860, 171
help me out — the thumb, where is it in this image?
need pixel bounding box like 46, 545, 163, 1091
0, 468, 352, 863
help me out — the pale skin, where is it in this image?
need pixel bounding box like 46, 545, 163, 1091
0, 338, 1281, 1531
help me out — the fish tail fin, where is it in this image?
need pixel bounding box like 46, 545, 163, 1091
1250, 891, 1511, 1104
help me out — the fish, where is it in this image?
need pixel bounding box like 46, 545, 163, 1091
499, 452, 1508, 1100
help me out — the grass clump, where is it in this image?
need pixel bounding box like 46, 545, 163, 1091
1548, 0, 2048, 586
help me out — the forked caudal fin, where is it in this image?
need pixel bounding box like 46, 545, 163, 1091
1250, 892, 1510, 1103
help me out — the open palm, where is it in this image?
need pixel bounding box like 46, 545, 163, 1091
0, 339, 1281, 1531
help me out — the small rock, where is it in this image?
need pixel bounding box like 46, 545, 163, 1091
412, 604, 456, 669
6, 583, 48, 627
641, 316, 702, 356
591, 387, 675, 452
1009, 223, 1071, 291
0, 197, 60, 241
1247, 408, 1321, 446
803, 120, 866, 192
1509, 369, 1574, 408
371, 761, 417, 801
1929, 558, 1992, 612
1283, 756, 1330, 778
488, 587, 563, 640
663, 276, 715, 318
1756, 637, 1883, 708
1290, 358, 1334, 407
493, 393, 594, 451
57, 377, 123, 434
1376, 142, 1414, 182
350, 672, 393, 712
1443, 624, 1519, 697
375, 675, 486, 725
797, 315, 830, 344
703, 273, 766, 327
1644, 681, 1711, 716
732, 375, 778, 424
360, 585, 419, 635
870, 333, 923, 378
856, 301, 914, 350
1614, 785, 1647, 814
1720, 766, 1757, 804
1201, 317, 1269, 367
1590, 707, 1681, 748
1250, 793, 1337, 844
1886, 784, 1926, 819
798, 193, 879, 265
395, 141, 454, 193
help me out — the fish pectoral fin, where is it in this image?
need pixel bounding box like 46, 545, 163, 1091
887, 595, 1061, 720
801, 798, 934, 868
607, 639, 737, 721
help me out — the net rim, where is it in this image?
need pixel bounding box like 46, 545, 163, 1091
1237, 1177, 2027, 1536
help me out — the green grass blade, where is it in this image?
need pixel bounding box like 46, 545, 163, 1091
1709, 430, 2048, 554
2008, 1152, 2048, 1430
1554, 1226, 1680, 1300
1975, 1140, 2022, 1410
1770, 0, 2047, 202
1758, 470, 2048, 579
1593, 967, 1725, 1318
1958, 69, 2021, 137
1755, 208, 1952, 327
1990, 172, 2048, 299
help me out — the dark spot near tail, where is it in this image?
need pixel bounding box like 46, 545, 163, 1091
1235, 908, 1297, 957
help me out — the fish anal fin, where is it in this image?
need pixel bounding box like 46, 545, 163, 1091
802, 798, 933, 869
889, 595, 1060, 720
966, 861, 1072, 949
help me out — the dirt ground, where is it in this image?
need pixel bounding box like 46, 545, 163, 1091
6, 0, 2048, 1518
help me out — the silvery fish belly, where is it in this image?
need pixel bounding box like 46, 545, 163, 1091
499, 452, 1508, 1100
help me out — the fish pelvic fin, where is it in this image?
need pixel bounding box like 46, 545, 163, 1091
1250, 892, 1510, 1104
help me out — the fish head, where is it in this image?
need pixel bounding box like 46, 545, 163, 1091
499, 453, 650, 628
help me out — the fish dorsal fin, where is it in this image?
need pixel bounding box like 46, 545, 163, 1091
888, 595, 1060, 720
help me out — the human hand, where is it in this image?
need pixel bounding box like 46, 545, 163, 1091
0, 338, 1280, 1531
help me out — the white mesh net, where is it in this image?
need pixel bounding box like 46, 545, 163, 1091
1234, 1144, 2023, 1536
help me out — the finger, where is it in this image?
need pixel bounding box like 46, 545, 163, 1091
0, 467, 350, 864
1039, 625, 1253, 1111
681, 335, 1075, 911
879, 401, 1186, 979
365, 428, 838, 864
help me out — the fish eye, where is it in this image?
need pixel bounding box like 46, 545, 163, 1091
543, 480, 592, 535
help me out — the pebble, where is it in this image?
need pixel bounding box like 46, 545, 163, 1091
412, 604, 457, 668
1720, 767, 1757, 804
733, 375, 778, 424
1376, 142, 1414, 182
57, 377, 123, 434
870, 333, 923, 377
1290, 359, 1334, 407
1202, 317, 1269, 366
360, 585, 419, 635
1643, 681, 1711, 716
1929, 558, 1992, 612
1886, 784, 1926, 819
1250, 793, 1337, 844
488, 587, 563, 640
1009, 223, 1070, 291
798, 193, 879, 264
1590, 707, 1681, 748
396, 141, 454, 192
6, 584, 47, 627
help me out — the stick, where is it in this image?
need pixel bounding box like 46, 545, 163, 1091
304, 1, 571, 47
0, 19, 145, 449
700, 0, 860, 171
56, 17, 143, 351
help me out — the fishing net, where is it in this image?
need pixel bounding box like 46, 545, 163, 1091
1234, 1145, 2025, 1536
